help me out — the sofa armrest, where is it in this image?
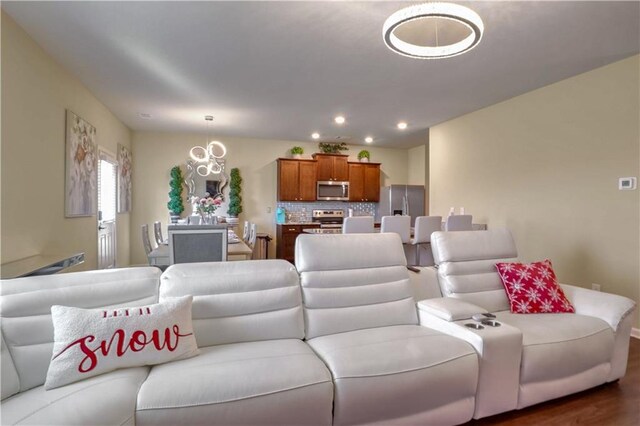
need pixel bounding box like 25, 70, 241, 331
560, 284, 636, 331
418, 297, 488, 322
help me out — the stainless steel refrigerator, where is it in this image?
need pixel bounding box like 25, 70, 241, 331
378, 185, 425, 226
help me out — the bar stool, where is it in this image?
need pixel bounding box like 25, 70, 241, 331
342, 216, 375, 234
445, 215, 473, 231
411, 216, 442, 266
381, 215, 411, 243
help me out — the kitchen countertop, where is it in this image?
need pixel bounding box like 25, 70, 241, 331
302, 228, 342, 234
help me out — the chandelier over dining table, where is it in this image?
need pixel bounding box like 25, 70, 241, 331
190, 115, 227, 177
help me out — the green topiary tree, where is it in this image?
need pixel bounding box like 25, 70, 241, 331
227, 168, 243, 217
167, 166, 185, 215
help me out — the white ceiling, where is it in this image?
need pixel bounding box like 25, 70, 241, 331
3, 1, 639, 148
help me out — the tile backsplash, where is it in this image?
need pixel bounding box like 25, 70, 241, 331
276, 202, 377, 223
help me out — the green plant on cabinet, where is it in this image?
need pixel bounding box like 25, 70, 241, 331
357, 150, 370, 160
318, 142, 348, 154
290, 146, 304, 155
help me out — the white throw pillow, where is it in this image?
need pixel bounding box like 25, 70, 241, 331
45, 295, 199, 390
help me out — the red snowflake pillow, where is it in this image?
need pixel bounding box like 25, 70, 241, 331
495, 260, 575, 314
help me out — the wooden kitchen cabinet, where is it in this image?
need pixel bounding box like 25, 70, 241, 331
277, 159, 317, 201
276, 224, 319, 263
313, 154, 349, 181
348, 162, 381, 202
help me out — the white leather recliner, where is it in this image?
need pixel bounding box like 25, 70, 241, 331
418, 229, 636, 419
0, 267, 161, 425
295, 233, 479, 426
136, 260, 334, 425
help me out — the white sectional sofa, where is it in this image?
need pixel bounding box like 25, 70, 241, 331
0, 231, 635, 425
418, 229, 637, 419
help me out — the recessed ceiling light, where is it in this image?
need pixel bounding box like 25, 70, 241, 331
397, 122, 408, 130
138, 113, 153, 119
383, 2, 484, 59
311, 132, 320, 139
334, 116, 346, 125
365, 136, 373, 143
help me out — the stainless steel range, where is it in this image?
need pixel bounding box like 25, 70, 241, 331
311, 210, 345, 229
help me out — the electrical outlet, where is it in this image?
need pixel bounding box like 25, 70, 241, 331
591, 283, 601, 292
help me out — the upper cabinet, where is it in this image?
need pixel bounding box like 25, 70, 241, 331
277, 159, 318, 201
313, 154, 349, 181
348, 162, 381, 202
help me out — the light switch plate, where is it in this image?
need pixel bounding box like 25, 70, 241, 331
619, 177, 637, 190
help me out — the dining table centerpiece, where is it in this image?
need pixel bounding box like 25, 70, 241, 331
197, 194, 223, 224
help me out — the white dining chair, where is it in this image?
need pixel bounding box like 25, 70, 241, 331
380, 216, 411, 243
153, 221, 167, 246
342, 216, 375, 234
445, 214, 473, 231
248, 223, 258, 259
411, 216, 442, 266
168, 226, 227, 264
243, 221, 251, 243
142, 224, 154, 262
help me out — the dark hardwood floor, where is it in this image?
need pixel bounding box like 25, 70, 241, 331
468, 337, 639, 425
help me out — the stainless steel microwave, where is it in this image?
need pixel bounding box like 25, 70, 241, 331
317, 181, 349, 201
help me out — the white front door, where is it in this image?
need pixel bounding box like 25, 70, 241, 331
98, 152, 117, 269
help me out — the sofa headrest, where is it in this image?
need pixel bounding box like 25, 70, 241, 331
160, 260, 305, 346
295, 233, 407, 273
431, 229, 518, 265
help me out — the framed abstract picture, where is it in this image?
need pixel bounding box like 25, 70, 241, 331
117, 143, 132, 213
65, 110, 97, 217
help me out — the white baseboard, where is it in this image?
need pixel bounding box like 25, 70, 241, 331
631, 328, 640, 339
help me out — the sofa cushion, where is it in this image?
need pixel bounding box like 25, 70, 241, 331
0, 267, 160, 393
307, 325, 478, 425
45, 296, 198, 390
136, 339, 333, 425
160, 260, 304, 346
496, 260, 575, 314
1, 366, 149, 426
494, 312, 614, 384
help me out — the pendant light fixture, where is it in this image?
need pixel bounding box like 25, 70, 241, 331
383, 2, 484, 59
189, 116, 227, 177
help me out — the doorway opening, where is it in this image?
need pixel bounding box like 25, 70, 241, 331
98, 150, 117, 269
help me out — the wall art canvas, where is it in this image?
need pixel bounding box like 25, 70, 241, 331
117, 143, 132, 213
65, 110, 97, 217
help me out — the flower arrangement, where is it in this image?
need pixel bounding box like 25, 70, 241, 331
197, 193, 223, 216
290, 146, 304, 155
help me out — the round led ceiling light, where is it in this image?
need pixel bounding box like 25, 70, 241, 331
383, 2, 484, 59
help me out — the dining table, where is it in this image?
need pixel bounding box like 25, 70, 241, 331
148, 227, 253, 267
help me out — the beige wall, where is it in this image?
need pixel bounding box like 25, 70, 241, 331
1, 12, 132, 270
130, 132, 410, 265
430, 55, 640, 327
407, 143, 430, 213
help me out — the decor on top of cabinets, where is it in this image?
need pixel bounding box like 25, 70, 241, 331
290, 146, 304, 159
227, 168, 243, 225
65, 110, 97, 217
117, 144, 132, 213
357, 150, 370, 163
167, 166, 185, 224
318, 142, 348, 154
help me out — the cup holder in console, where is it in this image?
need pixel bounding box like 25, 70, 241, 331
464, 323, 485, 330
481, 319, 501, 327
